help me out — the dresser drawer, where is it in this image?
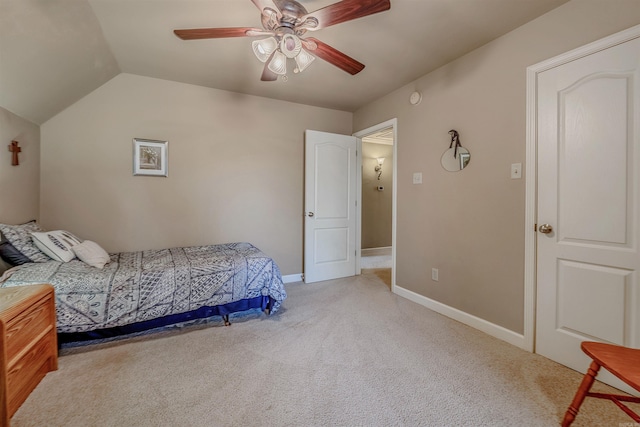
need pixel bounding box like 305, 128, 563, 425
5, 296, 53, 364
6, 332, 55, 416
0, 284, 58, 426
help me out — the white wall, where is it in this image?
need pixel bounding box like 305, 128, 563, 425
354, 0, 640, 334
40, 74, 352, 275
0, 106, 40, 224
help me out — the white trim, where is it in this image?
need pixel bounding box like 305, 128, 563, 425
356, 136, 362, 273
282, 274, 303, 283
524, 23, 640, 354
361, 246, 392, 256
523, 65, 538, 353
354, 118, 398, 292
394, 285, 526, 349
528, 24, 640, 75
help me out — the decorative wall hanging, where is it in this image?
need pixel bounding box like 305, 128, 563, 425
8, 140, 21, 166
133, 138, 168, 177
441, 130, 470, 172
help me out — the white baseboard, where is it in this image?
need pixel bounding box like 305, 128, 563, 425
393, 285, 527, 350
361, 246, 392, 257
282, 274, 303, 284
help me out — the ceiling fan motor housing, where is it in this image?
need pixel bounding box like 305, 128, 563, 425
274, 0, 307, 26
264, 0, 317, 36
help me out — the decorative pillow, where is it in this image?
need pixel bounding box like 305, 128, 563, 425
0, 256, 11, 275
0, 231, 33, 266
72, 240, 110, 269
0, 221, 50, 263
31, 230, 83, 262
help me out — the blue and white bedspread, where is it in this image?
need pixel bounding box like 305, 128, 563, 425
0, 242, 286, 334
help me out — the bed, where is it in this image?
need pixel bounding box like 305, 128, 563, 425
0, 234, 287, 344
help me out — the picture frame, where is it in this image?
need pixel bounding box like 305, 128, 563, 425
133, 138, 168, 177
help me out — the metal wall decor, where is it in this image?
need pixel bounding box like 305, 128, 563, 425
441, 129, 470, 172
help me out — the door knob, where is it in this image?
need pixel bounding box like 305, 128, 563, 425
538, 224, 553, 234
308, 212, 314, 217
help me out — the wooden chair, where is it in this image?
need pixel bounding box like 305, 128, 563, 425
562, 341, 640, 426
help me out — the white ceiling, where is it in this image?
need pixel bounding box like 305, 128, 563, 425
0, 0, 569, 125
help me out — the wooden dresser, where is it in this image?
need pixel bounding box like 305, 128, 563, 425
0, 285, 57, 426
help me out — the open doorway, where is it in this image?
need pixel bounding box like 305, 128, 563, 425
354, 119, 397, 291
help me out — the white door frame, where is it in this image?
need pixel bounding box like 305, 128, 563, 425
524, 24, 640, 352
353, 118, 398, 291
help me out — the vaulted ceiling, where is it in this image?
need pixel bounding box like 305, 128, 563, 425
0, 0, 569, 125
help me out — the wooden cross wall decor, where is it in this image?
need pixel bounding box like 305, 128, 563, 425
8, 140, 21, 166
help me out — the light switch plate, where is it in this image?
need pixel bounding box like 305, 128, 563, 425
511, 163, 522, 179
413, 172, 423, 184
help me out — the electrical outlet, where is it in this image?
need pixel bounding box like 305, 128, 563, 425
431, 268, 439, 281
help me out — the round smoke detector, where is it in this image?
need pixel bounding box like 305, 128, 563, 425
409, 91, 422, 105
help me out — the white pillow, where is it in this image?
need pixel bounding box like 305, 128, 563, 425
31, 230, 83, 262
72, 240, 110, 269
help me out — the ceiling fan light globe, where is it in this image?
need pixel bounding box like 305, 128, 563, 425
280, 34, 302, 59
252, 37, 278, 62
294, 49, 315, 73
268, 50, 288, 75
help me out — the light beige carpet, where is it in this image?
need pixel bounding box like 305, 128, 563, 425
362, 268, 391, 289
12, 271, 638, 426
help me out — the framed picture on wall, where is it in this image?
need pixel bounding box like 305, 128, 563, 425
133, 138, 168, 177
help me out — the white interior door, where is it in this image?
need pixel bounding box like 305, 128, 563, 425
304, 130, 357, 283
536, 35, 640, 392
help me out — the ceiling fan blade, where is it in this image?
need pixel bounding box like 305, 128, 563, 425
174, 27, 264, 40
301, 0, 390, 31
303, 37, 364, 75
250, 0, 282, 20
261, 52, 279, 81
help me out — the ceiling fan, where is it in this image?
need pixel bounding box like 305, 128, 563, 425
174, 0, 391, 81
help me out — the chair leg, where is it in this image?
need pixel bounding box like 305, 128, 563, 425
562, 361, 601, 427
